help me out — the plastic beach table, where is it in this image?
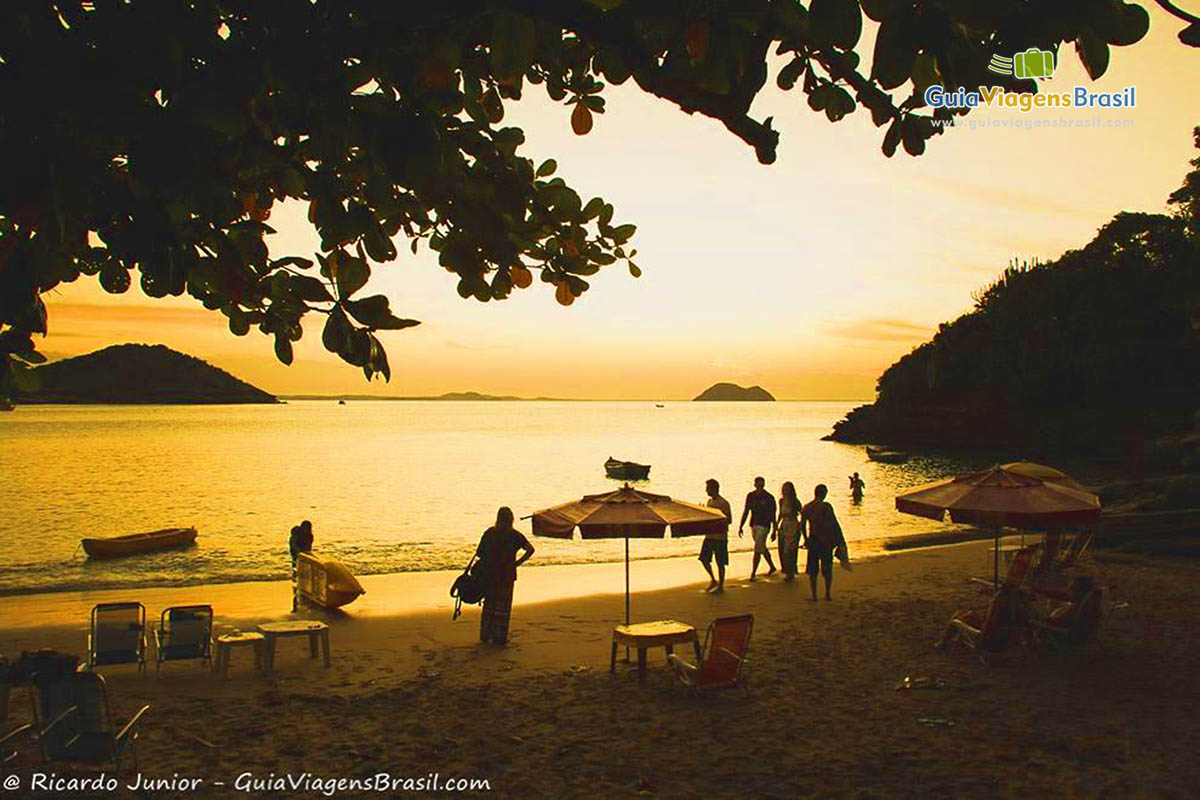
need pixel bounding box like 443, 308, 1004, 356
213, 632, 265, 680
256, 620, 330, 674
611, 620, 701, 685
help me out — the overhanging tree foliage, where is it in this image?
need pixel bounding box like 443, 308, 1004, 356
0, 0, 1162, 395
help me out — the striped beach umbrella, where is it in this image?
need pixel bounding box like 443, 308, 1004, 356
529, 484, 727, 626
896, 464, 1100, 587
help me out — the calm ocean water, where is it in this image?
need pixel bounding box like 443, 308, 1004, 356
0, 401, 982, 596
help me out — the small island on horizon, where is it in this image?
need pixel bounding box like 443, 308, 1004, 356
693, 383, 775, 401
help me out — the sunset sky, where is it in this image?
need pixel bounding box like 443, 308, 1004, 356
39, 10, 1200, 399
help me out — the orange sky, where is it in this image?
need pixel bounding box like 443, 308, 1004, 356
38, 10, 1200, 399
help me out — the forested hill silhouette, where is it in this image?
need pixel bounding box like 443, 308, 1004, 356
14, 344, 277, 405
829, 129, 1200, 454
694, 383, 775, 401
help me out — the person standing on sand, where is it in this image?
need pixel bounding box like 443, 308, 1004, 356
738, 476, 777, 581
849, 472, 866, 503
701, 479, 732, 593
475, 507, 535, 645
776, 482, 801, 581
801, 485, 844, 601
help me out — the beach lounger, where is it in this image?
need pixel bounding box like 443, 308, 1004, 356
87, 602, 147, 672
667, 614, 753, 695
970, 547, 1036, 589
154, 605, 214, 672
29, 671, 150, 777
1029, 585, 1106, 647
939, 585, 1031, 665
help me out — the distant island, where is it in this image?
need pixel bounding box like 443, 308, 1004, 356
693, 383, 775, 401
12, 344, 277, 405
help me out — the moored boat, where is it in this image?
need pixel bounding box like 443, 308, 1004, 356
866, 446, 910, 464
296, 551, 365, 609
604, 457, 651, 481
82, 526, 198, 559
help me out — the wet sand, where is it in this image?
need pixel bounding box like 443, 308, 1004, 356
2, 540, 1198, 798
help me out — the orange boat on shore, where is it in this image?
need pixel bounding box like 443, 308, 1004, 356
82, 526, 198, 559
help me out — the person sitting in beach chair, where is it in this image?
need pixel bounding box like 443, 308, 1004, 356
936, 585, 1031, 663
29, 670, 150, 778
1029, 576, 1106, 646
154, 605, 214, 672
87, 602, 147, 672
667, 614, 754, 694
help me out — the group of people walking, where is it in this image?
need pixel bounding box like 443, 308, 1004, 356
702, 477, 847, 601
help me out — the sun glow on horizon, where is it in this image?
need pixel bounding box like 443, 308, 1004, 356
37, 11, 1200, 400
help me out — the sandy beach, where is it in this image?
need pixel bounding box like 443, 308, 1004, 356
2, 540, 1199, 798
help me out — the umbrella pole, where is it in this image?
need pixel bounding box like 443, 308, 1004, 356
624, 536, 631, 662
994, 527, 1000, 589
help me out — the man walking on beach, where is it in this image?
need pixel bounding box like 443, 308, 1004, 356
738, 476, 777, 581
801, 485, 844, 601
701, 478, 732, 593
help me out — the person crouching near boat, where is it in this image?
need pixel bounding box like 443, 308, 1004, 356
475, 507, 535, 645
289, 520, 314, 611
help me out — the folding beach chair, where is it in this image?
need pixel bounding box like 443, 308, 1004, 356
1, 722, 32, 765
87, 602, 147, 672
29, 671, 149, 777
154, 605, 214, 672
667, 615, 754, 695
940, 585, 1032, 665
970, 547, 1036, 589
1056, 532, 1093, 570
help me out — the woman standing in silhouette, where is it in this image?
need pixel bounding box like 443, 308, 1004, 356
475, 507, 535, 645
776, 482, 801, 581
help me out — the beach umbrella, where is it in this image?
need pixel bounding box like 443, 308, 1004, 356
529, 484, 728, 627
895, 464, 1100, 587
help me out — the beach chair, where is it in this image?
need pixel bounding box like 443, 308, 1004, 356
970, 547, 1036, 589
29, 671, 150, 776
1, 722, 32, 764
939, 585, 1031, 665
154, 605, 213, 672
1056, 532, 1093, 570
1032, 533, 1063, 576
1029, 585, 1106, 647
667, 615, 754, 695
87, 602, 147, 672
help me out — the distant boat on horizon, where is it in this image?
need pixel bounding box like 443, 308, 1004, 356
655, 403, 664, 408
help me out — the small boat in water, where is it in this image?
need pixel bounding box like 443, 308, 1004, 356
866, 446, 910, 464
604, 457, 651, 481
296, 551, 365, 609
82, 526, 198, 559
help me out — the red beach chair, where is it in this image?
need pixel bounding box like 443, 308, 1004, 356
668, 615, 753, 694
970, 546, 1036, 589
939, 585, 1031, 665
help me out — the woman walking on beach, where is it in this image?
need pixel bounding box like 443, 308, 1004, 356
776, 482, 801, 581
475, 507, 535, 645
